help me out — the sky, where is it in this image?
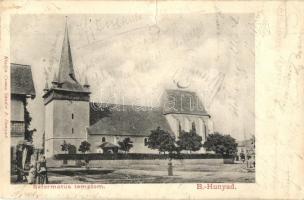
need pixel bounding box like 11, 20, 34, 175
10, 14, 255, 146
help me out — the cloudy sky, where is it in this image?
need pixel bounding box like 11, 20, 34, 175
11, 14, 254, 146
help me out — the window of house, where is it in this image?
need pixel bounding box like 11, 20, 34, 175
72, 113, 74, 119
102, 137, 106, 142
144, 138, 148, 146
72, 128, 74, 134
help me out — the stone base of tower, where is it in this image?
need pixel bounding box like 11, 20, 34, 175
45, 137, 87, 158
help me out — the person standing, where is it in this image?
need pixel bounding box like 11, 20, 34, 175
37, 155, 48, 184
15, 144, 23, 182
27, 164, 36, 184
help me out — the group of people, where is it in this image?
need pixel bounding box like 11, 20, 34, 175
15, 145, 48, 184
27, 155, 48, 184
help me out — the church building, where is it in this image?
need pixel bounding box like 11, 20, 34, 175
43, 23, 213, 158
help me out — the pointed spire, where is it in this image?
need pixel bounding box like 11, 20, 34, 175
58, 16, 78, 84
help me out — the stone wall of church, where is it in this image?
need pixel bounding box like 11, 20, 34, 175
45, 100, 89, 157
165, 114, 211, 153
88, 134, 158, 154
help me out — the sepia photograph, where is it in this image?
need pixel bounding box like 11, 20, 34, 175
9, 13, 255, 184
1, 0, 304, 199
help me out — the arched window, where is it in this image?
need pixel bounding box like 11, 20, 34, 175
191, 121, 196, 133
176, 119, 182, 135
102, 137, 106, 142
184, 118, 190, 131
200, 120, 207, 141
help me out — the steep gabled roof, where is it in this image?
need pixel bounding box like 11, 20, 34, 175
88, 103, 172, 137
11, 63, 36, 98
162, 89, 209, 116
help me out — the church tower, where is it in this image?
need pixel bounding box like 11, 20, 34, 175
43, 20, 90, 158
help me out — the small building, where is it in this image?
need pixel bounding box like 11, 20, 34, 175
237, 139, 254, 160
10, 63, 36, 159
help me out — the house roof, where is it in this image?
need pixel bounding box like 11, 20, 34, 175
11, 63, 36, 98
98, 142, 118, 149
162, 89, 209, 116
88, 103, 172, 137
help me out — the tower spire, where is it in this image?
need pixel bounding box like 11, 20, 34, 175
58, 16, 78, 84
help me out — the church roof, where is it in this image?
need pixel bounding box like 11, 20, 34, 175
162, 89, 209, 116
88, 103, 172, 137
11, 63, 36, 98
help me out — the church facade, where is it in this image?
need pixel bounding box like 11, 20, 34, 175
43, 24, 213, 158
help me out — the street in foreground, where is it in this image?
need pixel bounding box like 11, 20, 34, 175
46, 160, 254, 184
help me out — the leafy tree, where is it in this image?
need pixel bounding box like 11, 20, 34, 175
78, 141, 91, 154
176, 129, 203, 154
240, 152, 245, 161
118, 137, 134, 154
203, 132, 238, 156
67, 144, 77, 154
147, 127, 177, 155
23, 100, 33, 142
61, 140, 69, 154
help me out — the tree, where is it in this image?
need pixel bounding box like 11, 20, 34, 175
176, 129, 203, 154
67, 144, 77, 154
203, 132, 238, 156
61, 140, 69, 154
78, 141, 91, 154
23, 100, 33, 142
147, 127, 177, 155
118, 137, 133, 154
